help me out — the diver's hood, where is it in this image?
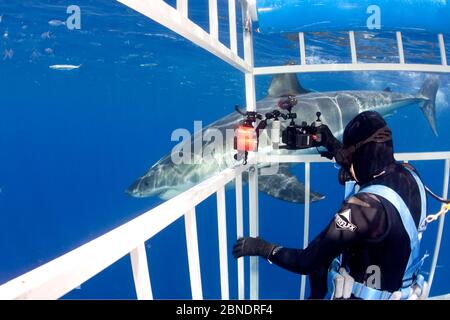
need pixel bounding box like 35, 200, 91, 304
343, 111, 395, 185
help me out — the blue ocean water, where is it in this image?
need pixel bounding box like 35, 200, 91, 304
0, 0, 449, 299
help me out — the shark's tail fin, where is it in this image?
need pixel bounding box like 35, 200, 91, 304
419, 77, 439, 136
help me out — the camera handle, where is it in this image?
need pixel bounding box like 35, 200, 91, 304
314, 112, 322, 126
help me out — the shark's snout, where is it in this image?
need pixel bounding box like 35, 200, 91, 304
126, 176, 155, 198
126, 178, 142, 197
126, 166, 171, 199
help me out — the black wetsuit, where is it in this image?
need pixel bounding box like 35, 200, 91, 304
268, 163, 423, 299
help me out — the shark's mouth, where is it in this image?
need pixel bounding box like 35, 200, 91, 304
126, 177, 182, 199
126, 177, 154, 198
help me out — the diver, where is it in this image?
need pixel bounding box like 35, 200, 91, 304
232, 111, 428, 300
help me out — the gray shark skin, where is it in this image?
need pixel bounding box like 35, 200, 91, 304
127, 74, 439, 204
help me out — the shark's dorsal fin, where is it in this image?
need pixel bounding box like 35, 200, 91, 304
267, 62, 311, 97
256, 165, 325, 203
383, 87, 392, 92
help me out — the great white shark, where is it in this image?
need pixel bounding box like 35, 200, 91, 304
127, 74, 439, 203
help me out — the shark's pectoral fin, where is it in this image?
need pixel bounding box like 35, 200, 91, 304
257, 167, 325, 204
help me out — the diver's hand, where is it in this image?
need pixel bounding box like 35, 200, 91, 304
318, 124, 343, 155
232, 237, 277, 259
318, 124, 351, 167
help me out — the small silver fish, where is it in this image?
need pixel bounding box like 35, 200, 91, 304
3, 49, 13, 60
48, 19, 65, 27
49, 64, 81, 71
30, 50, 41, 61
140, 63, 158, 67
41, 31, 51, 39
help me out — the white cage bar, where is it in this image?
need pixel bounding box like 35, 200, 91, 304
300, 162, 311, 300
117, 0, 251, 73
176, 0, 188, 17
427, 159, 450, 295
217, 186, 230, 300
184, 208, 203, 299
397, 31, 405, 64
349, 31, 358, 64
0, 0, 449, 300
130, 243, 153, 300
439, 34, 448, 66
235, 173, 245, 300
228, 0, 238, 55
1, 152, 449, 300
299, 32, 306, 65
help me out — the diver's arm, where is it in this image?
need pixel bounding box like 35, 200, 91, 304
266, 223, 340, 275
240, 193, 387, 275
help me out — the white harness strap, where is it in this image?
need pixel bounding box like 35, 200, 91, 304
329, 166, 427, 300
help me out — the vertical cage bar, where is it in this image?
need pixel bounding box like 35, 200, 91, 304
209, 0, 219, 41
396, 31, 405, 64
184, 208, 203, 299
427, 159, 450, 296
217, 186, 230, 300
228, 0, 238, 54
176, 0, 188, 17
349, 31, 357, 64
235, 174, 245, 300
241, 1, 258, 300
130, 243, 153, 300
439, 34, 447, 66
249, 166, 259, 300
242, 2, 256, 112
299, 32, 306, 65
300, 162, 311, 300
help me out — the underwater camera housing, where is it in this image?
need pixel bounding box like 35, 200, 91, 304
234, 96, 329, 163
277, 96, 325, 150
281, 116, 324, 150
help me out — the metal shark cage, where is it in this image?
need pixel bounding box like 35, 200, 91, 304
1, 0, 449, 300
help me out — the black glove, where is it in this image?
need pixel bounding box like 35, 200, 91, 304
232, 237, 277, 259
